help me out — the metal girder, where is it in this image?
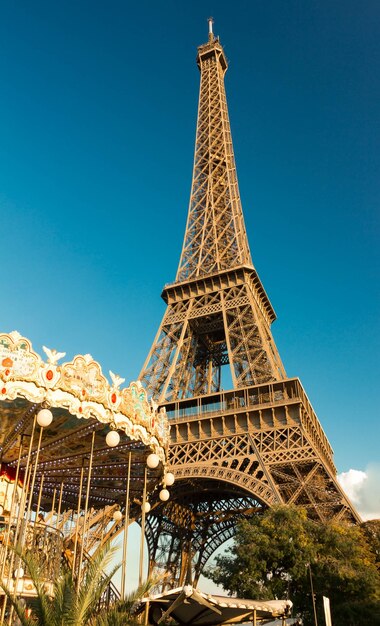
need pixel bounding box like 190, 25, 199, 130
145, 487, 264, 586
176, 38, 252, 282
140, 279, 286, 402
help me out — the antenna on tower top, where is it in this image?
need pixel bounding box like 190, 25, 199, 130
208, 16, 214, 41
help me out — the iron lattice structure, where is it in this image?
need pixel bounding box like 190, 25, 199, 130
139, 26, 359, 585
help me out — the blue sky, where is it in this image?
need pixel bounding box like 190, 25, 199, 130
1, 0, 379, 489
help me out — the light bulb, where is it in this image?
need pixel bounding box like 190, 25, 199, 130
14, 567, 24, 579
165, 472, 175, 486
143, 501, 151, 513
106, 430, 120, 447
113, 510, 122, 522
159, 488, 170, 502
37, 408, 53, 427
146, 453, 159, 469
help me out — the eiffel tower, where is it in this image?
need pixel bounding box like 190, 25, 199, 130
139, 20, 360, 585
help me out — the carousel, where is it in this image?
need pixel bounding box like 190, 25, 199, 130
0, 331, 173, 621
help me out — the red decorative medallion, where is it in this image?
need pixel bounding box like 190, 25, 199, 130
2, 357, 13, 368
46, 370, 54, 381
1, 387, 6, 394
111, 393, 117, 404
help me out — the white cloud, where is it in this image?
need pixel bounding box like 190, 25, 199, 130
338, 464, 380, 521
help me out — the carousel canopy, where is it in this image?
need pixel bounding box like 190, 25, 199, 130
0, 331, 170, 514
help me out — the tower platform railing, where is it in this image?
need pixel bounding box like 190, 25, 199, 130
162, 378, 335, 474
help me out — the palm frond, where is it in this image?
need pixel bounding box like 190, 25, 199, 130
50, 568, 77, 626
91, 572, 167, 626
74, 542, 120, 625
0, 542, 158, 626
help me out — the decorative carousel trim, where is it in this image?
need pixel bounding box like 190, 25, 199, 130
0, 331, 169, 462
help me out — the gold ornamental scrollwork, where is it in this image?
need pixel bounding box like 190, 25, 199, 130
0, 331, 169, 462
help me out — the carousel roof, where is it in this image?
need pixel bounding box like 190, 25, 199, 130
0, 331, 170, 514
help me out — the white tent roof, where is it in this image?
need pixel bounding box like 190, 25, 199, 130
141, 585, 292, 625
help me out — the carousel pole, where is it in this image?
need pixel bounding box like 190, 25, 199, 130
50, 487, 57, 523
82, 432, 96, 557
24, 426, 44, 524
0, 436, 24, 578
0, 436, 25, 626
34, 473, 45, 526
56, 481, 64, 522
138, 466, 147, 587
9, 410, 52, 625
18, 419, 38, 521
13, 423, 36, 544
121, 452, 132, 600
100, 490, 107, 544
0, 453, 11, 518
72, 460, 85, 575
0, 479, 10, 523
1, 420, 37, 626
77, 430, 95, 589
138, 453, 159, 587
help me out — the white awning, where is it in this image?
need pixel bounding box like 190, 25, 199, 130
141, 585, 292, 625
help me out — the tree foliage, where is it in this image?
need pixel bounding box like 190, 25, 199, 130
361, 519, 380, 569
205, 505, 380, 626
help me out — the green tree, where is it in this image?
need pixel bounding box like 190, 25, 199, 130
361, 519, 380, 569
310, 517, 380, 625
205, 505, 380, 626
